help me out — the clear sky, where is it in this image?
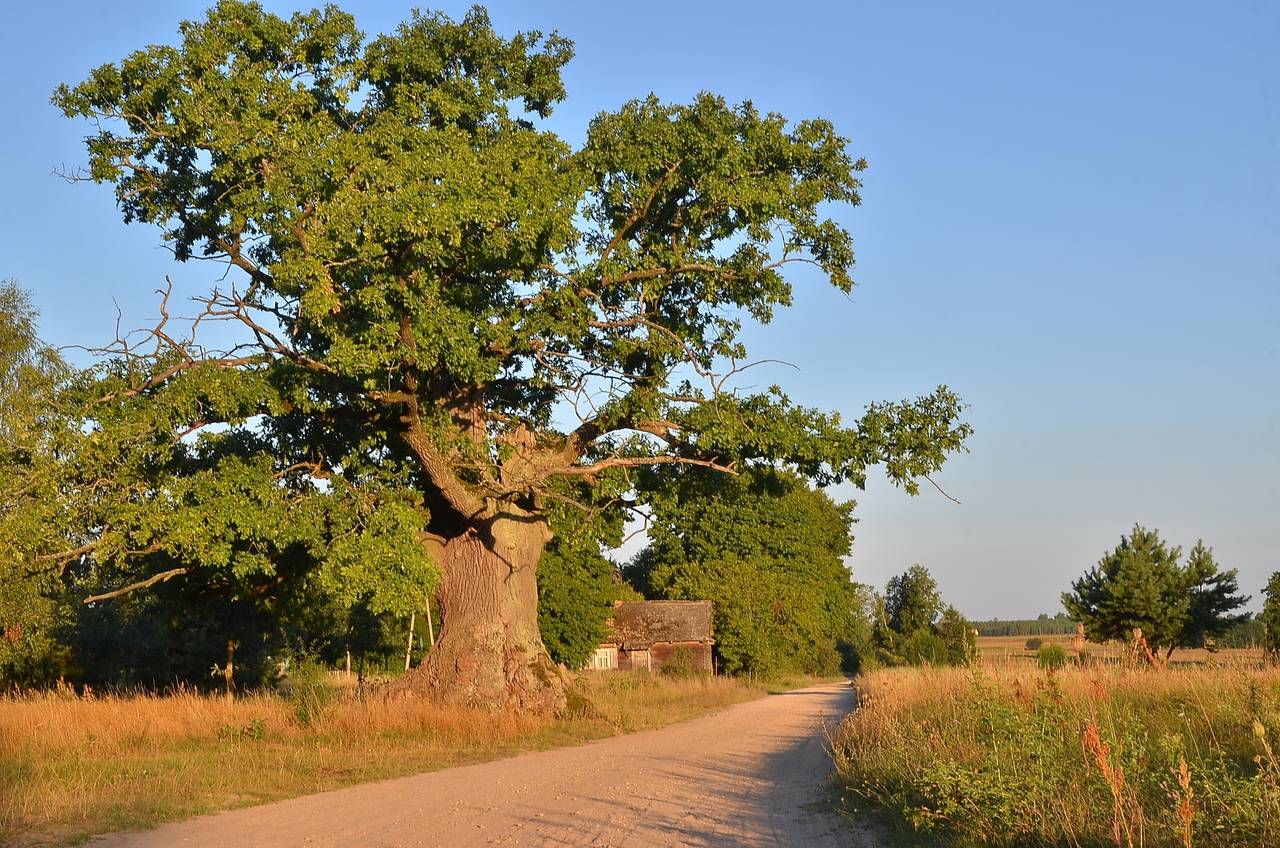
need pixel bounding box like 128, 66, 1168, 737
2, 1, 1276, 618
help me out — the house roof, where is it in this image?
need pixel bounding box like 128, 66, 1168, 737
606, 600, 714, 647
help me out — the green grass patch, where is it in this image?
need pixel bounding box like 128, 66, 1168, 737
831, 665, 1280, 847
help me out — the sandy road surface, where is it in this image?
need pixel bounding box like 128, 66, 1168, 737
92, 682, 863, 848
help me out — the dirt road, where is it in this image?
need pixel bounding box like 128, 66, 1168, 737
91, 682, 862, 847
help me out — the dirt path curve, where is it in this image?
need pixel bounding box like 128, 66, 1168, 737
92, 682, 866, 847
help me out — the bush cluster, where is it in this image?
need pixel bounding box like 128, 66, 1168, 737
1036, 643, 1068, 671
866, 566, 976, 670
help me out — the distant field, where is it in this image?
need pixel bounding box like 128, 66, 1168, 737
976, 634, 1265, 666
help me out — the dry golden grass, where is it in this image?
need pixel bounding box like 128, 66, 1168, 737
976, 635, 1264, 668
833, 663, 1280, 847
851, 662, 1279, 719
0, 672, 777, 846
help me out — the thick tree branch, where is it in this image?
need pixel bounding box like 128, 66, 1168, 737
400, 424, 486, 520
34, 540, 100, 566
82, 566, 189, 604
396, 315, 487, 521
562, 416, 678, 464
557, 454, 734, 480
599, 158, 683, 262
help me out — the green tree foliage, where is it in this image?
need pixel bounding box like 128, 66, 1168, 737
1062, 525, 1249, 657
64, 565, 413, 688
1063, 526, 1186, 651
884, 564, 941, 634
536, 542, 619, 670
628, 467, 863, 677
1182, 541, 1250, 649
841, 582, 881, 674
936, 605, 978, 665
50, 2, 969, 706
1217, 615, 1263, 649
872, 566, 974, 667
534, 488, 632, 670
1262, 573, 1280, 664
534, 502, 634, 671
0, 281, 75, 685
0, 280, 410, 690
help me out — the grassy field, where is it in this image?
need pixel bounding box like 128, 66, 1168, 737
975, 635, 1264, 668
0, 671, 814, 846
832, 662, 1280, 847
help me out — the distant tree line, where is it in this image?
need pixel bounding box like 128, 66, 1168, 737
974, 613, 1268, 647
979, 527, 1278, 661
972, 613, 1077, 637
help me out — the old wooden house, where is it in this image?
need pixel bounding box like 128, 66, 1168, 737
589, 600, 715, 674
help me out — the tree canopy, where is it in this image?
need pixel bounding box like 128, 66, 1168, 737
1182, 541, 1251, 649
871, 565, 974, 667
883, 564, 941, 635
0, 281, 75, 683
627, 466, 863, 676
48, 1, 971, 708
1062, 525, 1248, 657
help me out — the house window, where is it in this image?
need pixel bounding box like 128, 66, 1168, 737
590, 648, 613, 669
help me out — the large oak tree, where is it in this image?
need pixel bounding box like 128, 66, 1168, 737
53, 2, 970, 712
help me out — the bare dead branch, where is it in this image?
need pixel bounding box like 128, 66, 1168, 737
923, 474, 962, 505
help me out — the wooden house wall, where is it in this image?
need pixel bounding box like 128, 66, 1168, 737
618, 648, 650, 672
650, 641, 714, 674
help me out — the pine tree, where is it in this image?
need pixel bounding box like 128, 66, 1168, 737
1063, 526, 1250, 658
1182, 541, 1250, 650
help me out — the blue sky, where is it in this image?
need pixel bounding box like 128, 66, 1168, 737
2, 1, 1276, 618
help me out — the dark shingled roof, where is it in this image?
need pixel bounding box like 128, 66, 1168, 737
606, 600, 714, 647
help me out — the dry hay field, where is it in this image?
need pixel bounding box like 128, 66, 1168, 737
976, 634, 1264, 667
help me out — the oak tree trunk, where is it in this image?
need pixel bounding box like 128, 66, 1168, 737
400, 512, 565, 715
